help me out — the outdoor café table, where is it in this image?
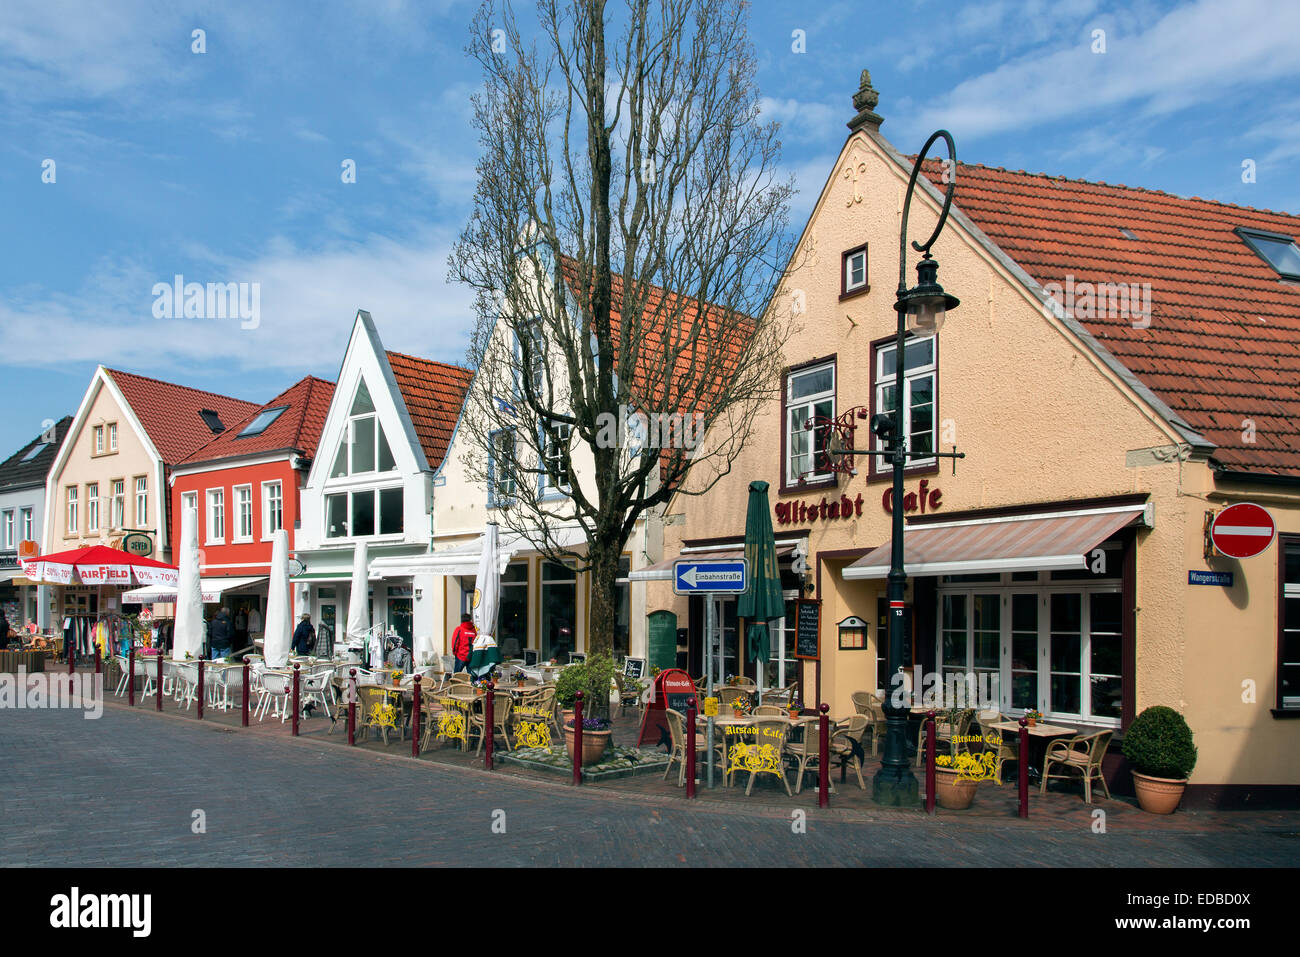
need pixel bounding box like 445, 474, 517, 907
991, 720, 1077, 781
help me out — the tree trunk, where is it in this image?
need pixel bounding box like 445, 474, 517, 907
586, 532, 621, 658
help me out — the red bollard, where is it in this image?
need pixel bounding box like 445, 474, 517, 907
128, 644, 136, 706
685, 695, 697, 799
156, 651, 163, 712
69, 642, 75, 697
292, 664, 301, 736
347, 668, 357, 746
242, 657, 250, 727
412, 676, 422, 758
572, 691, 584, 786
197, 659, 205, 720
925, 710, 937, 815
818, 703, 830, 809
1018, 717, 1030, 819
484, 679, 495, 770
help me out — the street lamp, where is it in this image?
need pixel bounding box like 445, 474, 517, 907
873, 131, 964, 806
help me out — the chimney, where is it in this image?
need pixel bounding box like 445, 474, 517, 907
847, 69, 883, 133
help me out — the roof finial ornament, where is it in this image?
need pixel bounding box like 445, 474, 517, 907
848, 68, 883, 132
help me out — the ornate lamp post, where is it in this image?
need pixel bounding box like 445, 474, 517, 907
870, 131, 963, 806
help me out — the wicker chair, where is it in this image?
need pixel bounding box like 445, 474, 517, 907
728, 677, 758, 693
355, 686, 403, 745
1041, 730, 1113, 803
663, 708, 722, 787
717, 686, 749, 709
612, 672, 642, 717
729, 718, 792, 796
785, 717, 830, 794
915, 708, 974, 767
752, 704, 786, 716
831, 715, 868, 790
471, 690, 514, 755
851, 691, 889, 756
976, 712, 1019, 785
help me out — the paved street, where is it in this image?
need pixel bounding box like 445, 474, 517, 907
2, 704, 1296, 867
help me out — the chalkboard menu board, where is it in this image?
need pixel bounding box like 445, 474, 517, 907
623, 657, 646, 679
794, 599, 821, 660
523, 650, 539, 666
646, 610, 677, 672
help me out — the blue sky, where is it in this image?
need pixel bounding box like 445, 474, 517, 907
2, 0, 1298, 457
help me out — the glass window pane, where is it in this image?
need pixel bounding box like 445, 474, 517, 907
503, 562, 528, 584
1051, 633, 1080, 673
379, 488, 403, 535
880, 346, 897, 379
351, 417, 376, 473
1285, 544, 1300, 585
326, 494, 347, 538
789, 366, 833, 400
904, 338, 933, 369
331, 439, 348, 478
542, 577, 576, 661
1050, 593, 1081, 633
1091, 676, 1122, 719
1011, 673, 1037, 710
1051, 674, 1081, 714
1090, 593, 1122, 634
1285, 597, 1300, 631
1090, 634, 1121, 676
351, 491, 375, 537
1011, 634, 1037, 671
942, 594, 967, 631
377, 424, 396, 471
1012, 594, 1037, 632
351, 380, 374, 415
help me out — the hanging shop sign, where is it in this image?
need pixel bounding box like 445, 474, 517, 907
120, 533, 153, 557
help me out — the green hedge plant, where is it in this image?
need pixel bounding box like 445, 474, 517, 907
1122, 705, 1197, 780
553, 652, 617, 720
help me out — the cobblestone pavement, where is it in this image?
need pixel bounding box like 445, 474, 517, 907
2, 695, 1297, 867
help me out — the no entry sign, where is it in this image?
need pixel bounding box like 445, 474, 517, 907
1210, 503, 1276, 559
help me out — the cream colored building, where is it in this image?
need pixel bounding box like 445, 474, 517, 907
644, 72, 1300, 805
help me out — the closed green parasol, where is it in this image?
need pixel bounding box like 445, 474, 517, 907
737, 481, 784, 670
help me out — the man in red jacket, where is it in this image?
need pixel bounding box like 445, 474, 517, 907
452, 614, 476, 675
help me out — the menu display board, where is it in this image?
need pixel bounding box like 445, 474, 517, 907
794, 599, 821, 660
623, 657, 646, 679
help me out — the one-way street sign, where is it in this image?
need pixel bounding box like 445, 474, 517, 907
673, 559, 748, 594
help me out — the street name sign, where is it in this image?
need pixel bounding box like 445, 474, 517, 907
673, 559, 747, 594
1210, 503, 1276, 560
1188, 570, 1233, 587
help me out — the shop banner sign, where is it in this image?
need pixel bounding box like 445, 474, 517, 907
1188, 570, 1233, 587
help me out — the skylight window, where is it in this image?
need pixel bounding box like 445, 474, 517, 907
237, 406, 288, 438
20, 442, 48, 462
1237, 227, 1300, 281
1119, 228, 1139, 240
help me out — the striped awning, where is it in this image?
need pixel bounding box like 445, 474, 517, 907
841, 504, 1151, 580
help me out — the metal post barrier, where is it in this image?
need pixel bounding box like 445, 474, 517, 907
128, 644, 136, 706
818, 703, 830, 809
572, 691, 584, 786
686, 695, 698, 799
94, 646, 101, 675
241, 657, 250, 727
925, 710, 937, 815
1018, 717, 1030, 819
347, 668, 357, 746
292, 664, 300, 736
156, 652, 163, 712
197, 659, 205, 720
68, 642, 75, 697
412, 675, 422, 757
485, 679, 495, 770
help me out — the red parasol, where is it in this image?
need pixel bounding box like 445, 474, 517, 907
20, 544, 179, 588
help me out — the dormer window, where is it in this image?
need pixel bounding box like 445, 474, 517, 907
1237, 227, 1300, 281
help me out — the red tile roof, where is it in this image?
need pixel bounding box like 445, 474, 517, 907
925, 162, 1300, 477
104, 369, 262, 466
385, 352, 474, 470
176, 376, 336, 466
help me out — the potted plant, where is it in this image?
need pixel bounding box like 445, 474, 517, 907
1024, 709, 1042, 728
553, 652, 616, 724
932, 751, 983, 809
1122, 705, 1197, 814
565, 715, 613, 766
391, 670, 404, 686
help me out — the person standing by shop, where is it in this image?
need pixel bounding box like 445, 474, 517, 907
452, 614, 476, 675
209, 607, 233, 660
292, 613, 316, 656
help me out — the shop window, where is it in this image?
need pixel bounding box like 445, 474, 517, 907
614, 557, 631, 661
498, 563, 529, 658
1281, 538, 1300, 710
872, 337, 936, 474
541, 561, 576, 661
784, 360, 835, 486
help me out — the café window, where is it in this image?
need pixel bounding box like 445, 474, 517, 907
498, 562, 529, 658
785, 360, 835, 486
937, 567, 1123, 725
872, 337, 936, 473
842, 244, 868, 295
1281, 538, 1300, 710
541, 561, 577, 661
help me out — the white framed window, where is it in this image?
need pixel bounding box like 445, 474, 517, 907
110, 480, 125, 529
93, 426, 104, 455
108, 422, 118, 451
324, 487, 403, 539
234, 484, 254, 541
873, 337, 936, 473
785, 360, 835, 485
206, 489, 225, 543
2, 511, 12, 549
262, 481, 283, 537
489, 429, 517, 506
540, 422, 571, 493
66, 487, 78, 534
936, 565, 1123, 726
135, 477, 148, 526
1281, 538, 1300, 709
181, 491, 197, 520
518, 317, 546, 396
843, 245, 868, 294
329, 379, 397, 478
86, 483, 99, 532
20, 507, 33, 542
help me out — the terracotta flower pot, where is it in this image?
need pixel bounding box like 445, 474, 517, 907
932, 768, 978, 810
564, 725, 612, 766
1027, 717, 1037, 728
1132, 771, 1187, 814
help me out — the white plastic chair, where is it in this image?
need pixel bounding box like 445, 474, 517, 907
257, 672, 293, 722
113, 655, 131, 697
173, 661, 199, 710
300, 668, 333, 720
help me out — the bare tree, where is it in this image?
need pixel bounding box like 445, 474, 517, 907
449, 0, 794, 657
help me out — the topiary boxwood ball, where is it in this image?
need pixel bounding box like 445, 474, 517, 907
1122, 705, 1197, 780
